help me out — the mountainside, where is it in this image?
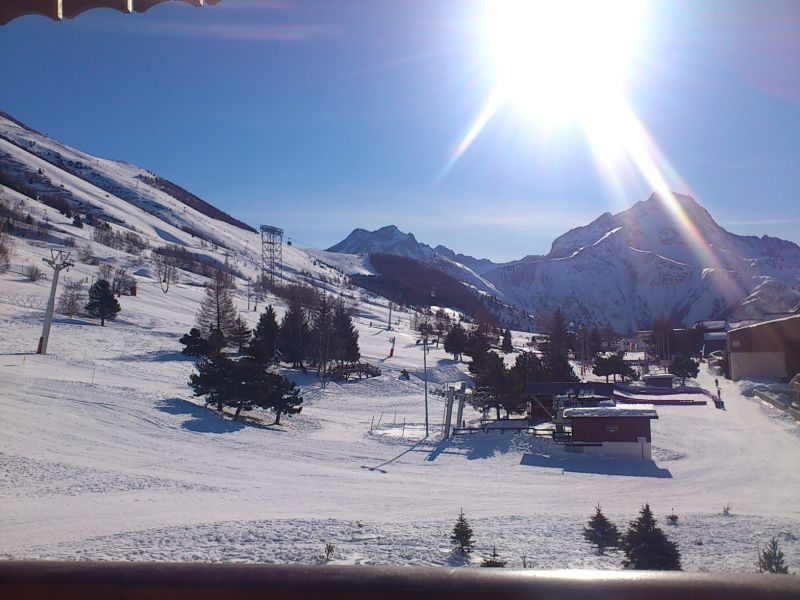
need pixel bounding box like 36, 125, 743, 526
330, 194, 800, 331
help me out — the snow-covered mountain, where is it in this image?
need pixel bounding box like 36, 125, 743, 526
3, 108, 797, 333
329, 194, 800, 331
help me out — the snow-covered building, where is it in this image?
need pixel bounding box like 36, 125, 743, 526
727, 315, 800, 382
562, 405, 659, 459
643, 373, 675, 388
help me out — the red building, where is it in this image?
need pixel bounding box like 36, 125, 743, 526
562, 405, 658, 459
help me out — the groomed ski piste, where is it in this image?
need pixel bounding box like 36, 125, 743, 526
1, 111, 799, 570
2, 234, 800, 571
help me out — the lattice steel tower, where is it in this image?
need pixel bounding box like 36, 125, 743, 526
260, 225, 283, 284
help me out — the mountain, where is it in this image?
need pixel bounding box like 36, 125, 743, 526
329, 194, 800, 331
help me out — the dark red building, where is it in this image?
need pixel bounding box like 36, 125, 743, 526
562, 405, 658, 459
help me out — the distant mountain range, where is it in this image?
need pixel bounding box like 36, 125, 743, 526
328, 194, 800, 331
2, 109, 797, 333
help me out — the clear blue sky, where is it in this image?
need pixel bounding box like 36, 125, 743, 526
1, 0, 798, 261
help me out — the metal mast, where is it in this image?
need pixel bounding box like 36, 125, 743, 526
260, 225, 283, 285
37, 249, 74, 354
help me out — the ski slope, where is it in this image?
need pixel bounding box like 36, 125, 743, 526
2, 251, 800, 570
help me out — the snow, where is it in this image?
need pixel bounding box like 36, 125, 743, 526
563, 406, 658, 418
2, 116, 800, 572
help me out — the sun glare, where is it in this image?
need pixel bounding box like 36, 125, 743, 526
485, 0, 644, 126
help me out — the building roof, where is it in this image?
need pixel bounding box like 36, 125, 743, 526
563, 405, 658, 419
704, 332, 728, 341
695, 320, 727, 331
524, 382, 614, 397
643, 373, 675, 380
623, 351, 646, 361
729, 314, 800, 334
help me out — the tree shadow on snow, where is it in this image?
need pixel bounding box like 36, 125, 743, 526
157, 398, 245, 434
520, 452, 672, 478
112, 350, 196, 363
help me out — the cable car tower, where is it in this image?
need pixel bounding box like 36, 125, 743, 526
260, 225, 283, 285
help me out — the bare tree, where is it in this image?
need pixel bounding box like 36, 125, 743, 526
57, 278, 86, 317
0, 220, 13, 273
154, 253, 178, 293
26, 264, 43, 282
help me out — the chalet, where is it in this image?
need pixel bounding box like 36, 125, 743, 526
728, 315, 800, 382
562, 405, 658, 459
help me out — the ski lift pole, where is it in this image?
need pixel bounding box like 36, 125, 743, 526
423, 334, 429, 437
38, 249, 73, 354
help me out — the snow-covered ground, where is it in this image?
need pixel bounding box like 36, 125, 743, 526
1, 113, 799, 570
2, 246, 800, 570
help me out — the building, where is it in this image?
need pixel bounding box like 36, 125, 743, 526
562, 405, 658, 459
524, 382, 614, 419
702, 332, 728, 357
727, 315, 800, 382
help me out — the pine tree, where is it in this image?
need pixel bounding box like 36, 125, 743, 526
450, 509, 475, 555
757, 537, 789, 574
621, 504, 681, 570
231, 315, 251, 353
248, 305, 279, 365
583, 504, 621, 554
85, 279, 121, 326
278, 299, 311, 369
668, 355, 699, 385
501, 328, 513, 353
480, 546, 507, 568
269, 374, 303, 425
195, 272, 238, 344
188, 353, 234, 413
444, 322, 469, 361
333, 302, 360, 366
180, 327, 211, 357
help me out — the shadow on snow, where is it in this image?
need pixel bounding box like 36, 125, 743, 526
156, 398, 245, 433
520, 452, 672, 478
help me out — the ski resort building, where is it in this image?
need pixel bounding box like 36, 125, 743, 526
727, 315, 800, 382
562, 405, 659, 459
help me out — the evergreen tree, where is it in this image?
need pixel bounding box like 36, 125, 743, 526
85, 279, 121, 326
583, 504, 621, 554
278, 299, 311, 369
248, 305, 279, 365
450, 509, 475, 555
207, 329, 226, 355
593, 355, 614, 383
668, 355, 699, 385
230, 315, 251, 353
501, 328, 513, 353
510, 351, 544, 386
188, 353, 234, 413
195, 271, 238, 344
444, 322, 469, 361
269, 374, 304, 425
333, 302, 360, 366
180, 327, 211, 357
757, 537, 789, 574
480, 546, 507, 568
540, 309, 578, 382
621, 504, 681, 570
72, 214, 83, 228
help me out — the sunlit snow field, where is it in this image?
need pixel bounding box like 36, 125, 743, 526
1, 239, 800, 572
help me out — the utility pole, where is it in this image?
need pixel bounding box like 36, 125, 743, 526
37, 249, 73, 354
422, 333, 429, 437
246, 276, 252, 311
387, 302, 393, 331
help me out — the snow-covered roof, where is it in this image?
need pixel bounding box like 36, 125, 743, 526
623, 351, 646, 361
563, 405, 658, 419
704, 332, 727, 341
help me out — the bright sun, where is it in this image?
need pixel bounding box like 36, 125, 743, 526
484, 0, 644, 127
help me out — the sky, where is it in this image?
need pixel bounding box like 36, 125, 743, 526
1, 0, 798, 262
